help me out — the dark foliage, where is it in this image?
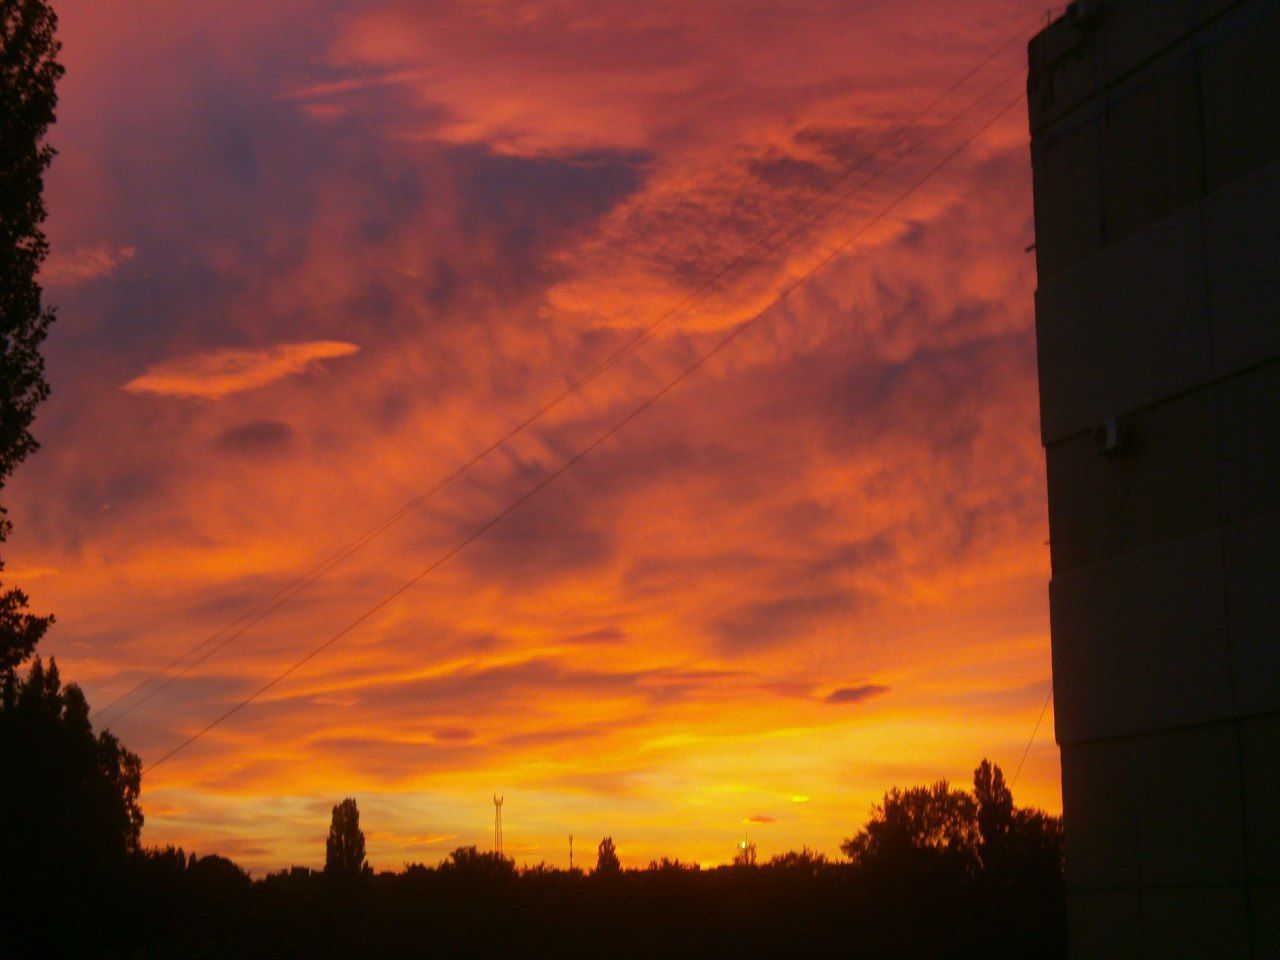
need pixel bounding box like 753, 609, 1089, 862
324, 797, 369, 879
841, 779, 981, 879
839, 760, 1064, 888
0, 752, 1063, 960
594, 835, 621, 875
839, 760, 1065, 958
0, 658, 143, 955
0, 577, 47, 680
0, 0, 60, 480
93, 830, 1062, 960
0, 0, 61, 681
0, 658, 143, 860
764, 846, 828, 875
437, 845, 516, 880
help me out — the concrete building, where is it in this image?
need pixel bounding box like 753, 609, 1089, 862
1028, 1, 1279, 956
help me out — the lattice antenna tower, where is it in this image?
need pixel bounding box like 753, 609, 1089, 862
493, 795, 504, 856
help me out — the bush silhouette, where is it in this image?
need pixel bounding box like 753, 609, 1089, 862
438, 845, 516, 879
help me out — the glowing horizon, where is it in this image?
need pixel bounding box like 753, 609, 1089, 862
9, 0, 1058, 873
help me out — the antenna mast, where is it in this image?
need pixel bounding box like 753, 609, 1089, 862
493, 795, 504, 856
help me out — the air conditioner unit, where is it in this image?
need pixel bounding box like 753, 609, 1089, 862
1094, 418, 1122, 455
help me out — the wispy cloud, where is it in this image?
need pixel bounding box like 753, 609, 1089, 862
123, 341, 359, 399
40, 243, 136, 285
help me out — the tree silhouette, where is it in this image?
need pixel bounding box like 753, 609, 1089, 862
595, 836, 620, 874
0, 0, 62, 680
0, 756, 1065, 957
0, 657, 142, 954
0, 657, 142, 866
438, 845, 516, 879
973, 758, 1015, 869
840, 759, 1064, 894
324, 797, 368, 879
841, 780, 980, 879
732, 839, 757, 867
765, 847, 828, 876
646, 857, 699, 872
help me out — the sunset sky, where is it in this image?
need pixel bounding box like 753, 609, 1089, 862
10, 0, 1060, 872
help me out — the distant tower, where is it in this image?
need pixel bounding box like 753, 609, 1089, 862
493, 795, 503, 857
569, 834, 574, 871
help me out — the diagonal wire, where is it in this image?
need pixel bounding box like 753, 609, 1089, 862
143, 81, 1028, 774
1011, 686, 1054, 790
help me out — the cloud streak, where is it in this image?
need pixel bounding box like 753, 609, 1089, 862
825, 685, 890, 706
40, 242, 136, 285
123, 341, 360, 399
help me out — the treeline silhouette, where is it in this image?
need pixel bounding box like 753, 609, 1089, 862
1, 670, 1066, 960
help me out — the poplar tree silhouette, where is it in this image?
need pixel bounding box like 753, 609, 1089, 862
595, 836, 620, 875
324, 798, 368, 878
974, 758, 1015, 869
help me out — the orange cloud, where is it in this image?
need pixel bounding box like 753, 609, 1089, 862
122, 341, 360, 399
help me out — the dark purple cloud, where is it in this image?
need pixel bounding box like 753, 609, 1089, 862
824, 685, 890, 705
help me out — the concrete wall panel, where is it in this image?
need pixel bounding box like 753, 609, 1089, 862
1240, 715, 1280, 885
1036, 201, 1212, 444
1216, 360, 1280, 527
1032, 117, 1105, 279
1045, 387, 1221, 574
1205, 161, 1280, 375
1050, 528, 1231, 745
1224, 513, 1280, 717
1133, 724, 1246, 887
1099, 0, 1196, 83
1028, 10, 1103, 136
1200, 1, 1280, 189
1101, 56, 1203, 244
1066, 889, 1143, 960
1250, 884, 1280, 959
1139, 885, 1252, 960
1194, 0, 1253, 27
1060, 740, 1139, 887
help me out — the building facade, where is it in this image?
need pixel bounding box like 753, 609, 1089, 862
1028, 1, 1279, 956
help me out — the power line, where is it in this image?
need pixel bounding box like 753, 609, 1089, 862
95, 16, 1039, 729
1011, 686, 1053, 790
144, 80, 1028, 774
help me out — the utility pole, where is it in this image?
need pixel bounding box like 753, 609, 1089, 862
493, 795, 503, 857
